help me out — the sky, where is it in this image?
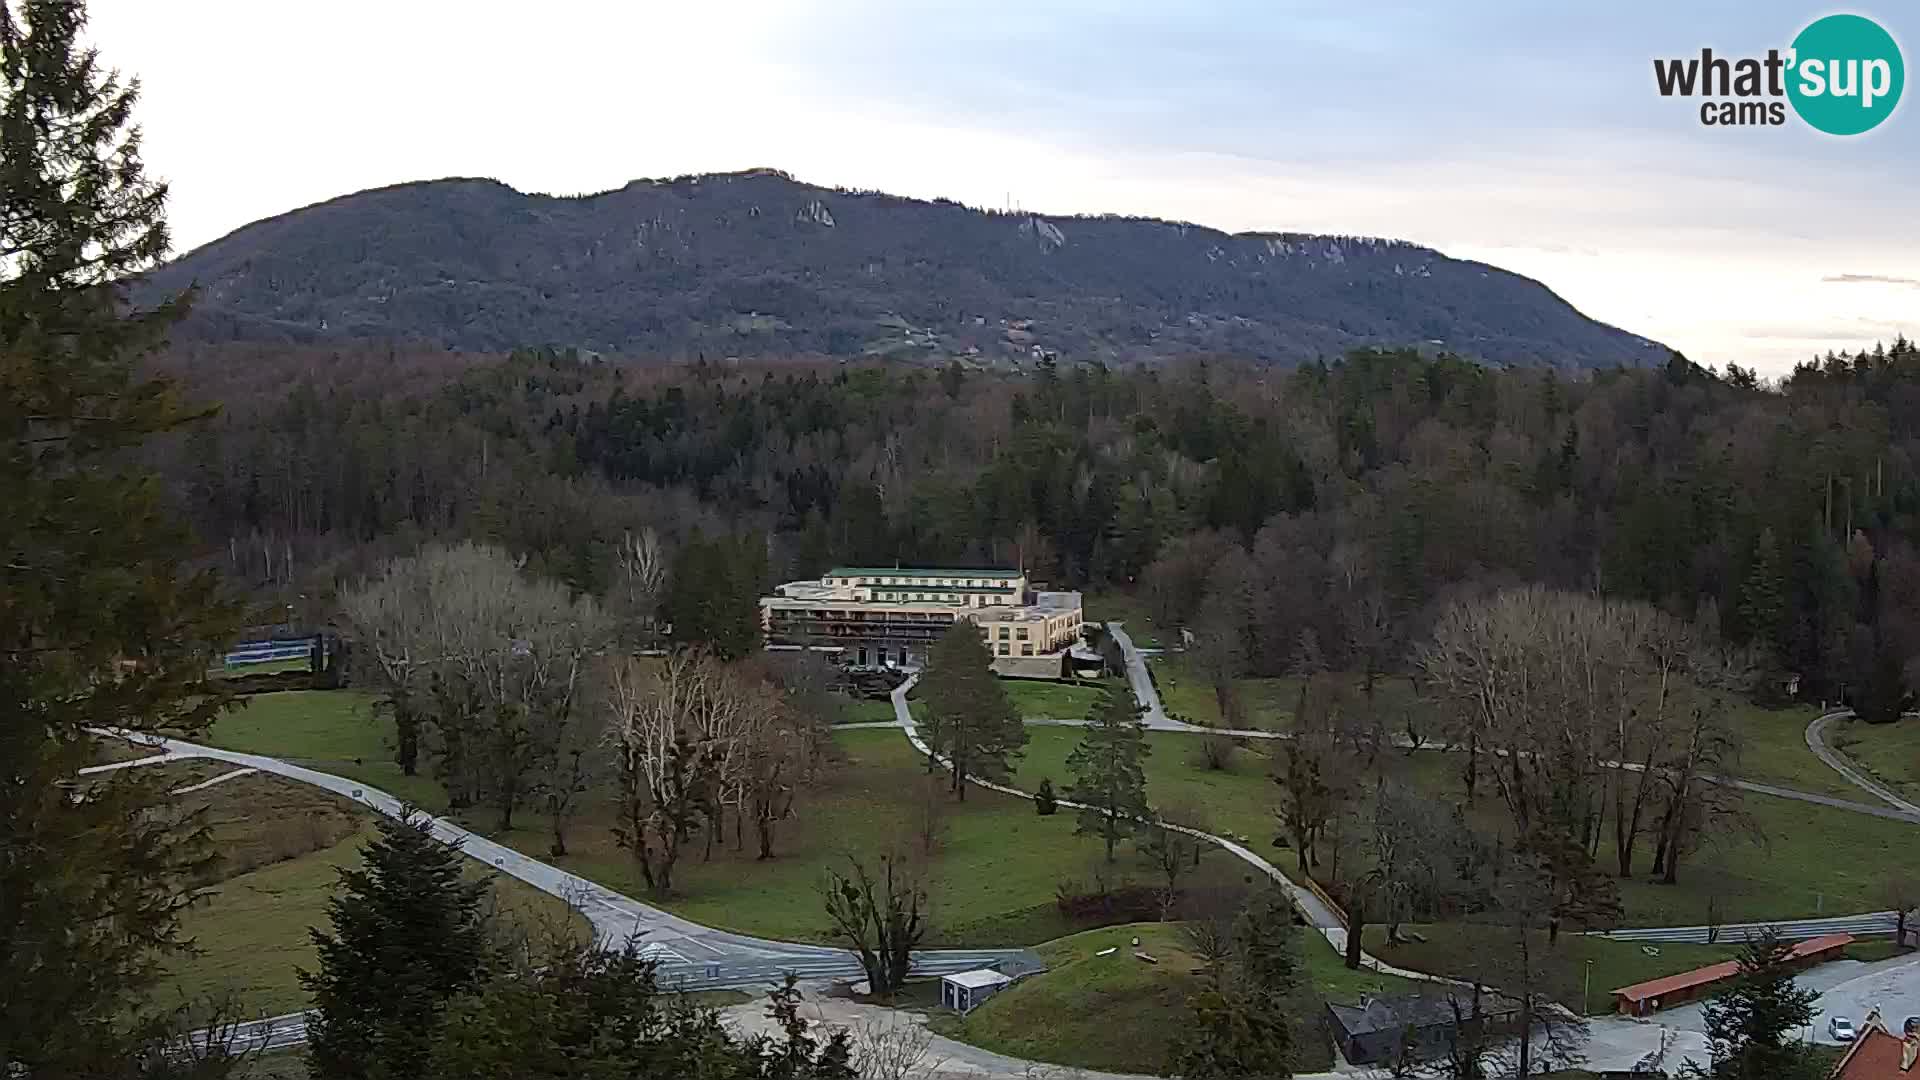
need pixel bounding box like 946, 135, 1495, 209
88, 0, 1916, 375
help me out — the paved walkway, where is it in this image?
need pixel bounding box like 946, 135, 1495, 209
174, 652, 1920, 1073
90, 730, 1032, 996
887, 670, 1439, 988
1808, 709, 1920, 816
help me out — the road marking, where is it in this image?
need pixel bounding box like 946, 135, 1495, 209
170, 767, 258, 795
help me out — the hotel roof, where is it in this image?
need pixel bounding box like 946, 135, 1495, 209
827, 567, 1023, 580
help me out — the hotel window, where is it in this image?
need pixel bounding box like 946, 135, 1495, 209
998, 626, 1010, 639
997, 643, 1009, 655
1020, 644, 1034, 656
1016, 628, 1029, 639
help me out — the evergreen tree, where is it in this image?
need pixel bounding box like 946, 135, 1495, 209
1736, 528, 1787, 656
1064, 685, 1152, 861
1688, 931, 1823, 1080
1233, 886, 1303, 998
664, 532, 764, 659
1860, 630, 1911, 723
917, 621, 1026, 800
303, 813, 493, 1080
427, 955, 855, 1080
1165, 989, 1293, 1079
1, 0, 242, 1068
1034, 776, 1058, 815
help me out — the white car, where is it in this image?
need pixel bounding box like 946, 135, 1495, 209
1829, 1016, 1857, 1042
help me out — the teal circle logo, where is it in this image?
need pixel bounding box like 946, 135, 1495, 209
1787, 14, 1904, 135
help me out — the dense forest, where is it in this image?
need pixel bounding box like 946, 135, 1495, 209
152, 336, 1920, 711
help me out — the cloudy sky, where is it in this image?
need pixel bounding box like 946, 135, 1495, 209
89, 0, 1915, 374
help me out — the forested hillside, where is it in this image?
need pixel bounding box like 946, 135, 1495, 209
137, 169, 1663, 369
155, 338, 1920, 710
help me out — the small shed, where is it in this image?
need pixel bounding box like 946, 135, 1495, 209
941, 968, 1015, 1014
1326, 991, 1518, 1067
1609, 933, 1853, 1017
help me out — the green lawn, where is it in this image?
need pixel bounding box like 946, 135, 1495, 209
1831, 716, 1920, 803
1082, 591, 1162, 648
201, 690, 451, 811
213, 657, 313, 678
158, 820, 588, 1016
1148, 659, 1424, 733
1001, 678, 1116, 720
1387, 748, 1917, 924
930, 921, 1412, 1074
1731, 704, 1857, 798
1011, 726, 1283, 857
838, 697, 902, 724
193, 689, 1915, 973
1361, 924, 1740, 1015
490, 728, 1147, 947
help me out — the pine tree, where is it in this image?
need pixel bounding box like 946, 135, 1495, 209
1, 0, 242, 1067
1034, 776, 1058, 815
303, 812, 494, 1080
1165, 989, 1293, 1079
918, 621, 1026, 800
426, 955, 856, 1080
1064, 684, 1152, 861
1736, 528, 1786, 655
1233, 886, 1302, 998
1690, 931, 1823, 1080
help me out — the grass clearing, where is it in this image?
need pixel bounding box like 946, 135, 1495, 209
1733, 705, 1855, 798
930, 921, 1411, 1074
1148, 659, 1422, 733
1388, 747, 1915, 924
201, 691, 451, 811
158, 821, 590, 1016
1011, 726, 1283, 859
1361, 924, 1739, 1015
492, 728, 1143, 947
1001, 678, 1115, 720
1832, 716, 1920, 804
1082, 591, 1163, 648
838, 697, 902, 724
213, 657, 312, 678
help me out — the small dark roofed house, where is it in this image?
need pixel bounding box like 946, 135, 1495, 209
1831, 1010, 1920, 1079
1325, 991, 1518, 1067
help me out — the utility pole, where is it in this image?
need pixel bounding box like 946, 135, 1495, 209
1584, 959, 1593, 1016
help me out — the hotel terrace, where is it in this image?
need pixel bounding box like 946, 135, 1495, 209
760, 567, 1085, 678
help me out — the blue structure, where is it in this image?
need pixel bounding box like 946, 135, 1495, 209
222, 637, 317, 669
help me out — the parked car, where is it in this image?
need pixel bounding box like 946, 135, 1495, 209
1829, 1016, 1857, 1042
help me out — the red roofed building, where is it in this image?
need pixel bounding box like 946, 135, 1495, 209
1830, 1009, 1920, 1078
1608, 934, 1854, 1017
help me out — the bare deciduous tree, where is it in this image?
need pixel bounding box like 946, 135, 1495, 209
342, 542, 604, 834
821, 851, 929, 996
848, 1014, 944, 1080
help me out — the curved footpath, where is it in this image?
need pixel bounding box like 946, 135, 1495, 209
155, 641, 1913, 1075
99, 729, 1031, 1057
887, 647, 1705, 1076
1807, 709, 1920, 816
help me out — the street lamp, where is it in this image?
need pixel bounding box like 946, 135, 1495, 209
1584, 959, 1594, 1016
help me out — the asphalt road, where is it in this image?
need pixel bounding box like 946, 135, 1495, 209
104, 729, 1036, 1052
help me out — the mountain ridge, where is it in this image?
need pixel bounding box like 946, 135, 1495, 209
140, 168, 1666, 369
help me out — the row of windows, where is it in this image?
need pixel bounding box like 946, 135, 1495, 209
877, 591, 1006, 605
994, 643, 1038, 656
836, 575, 1010, 588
